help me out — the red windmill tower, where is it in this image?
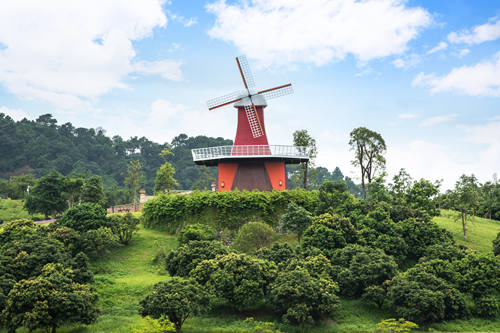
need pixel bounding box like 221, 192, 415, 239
192, 55, 309, 191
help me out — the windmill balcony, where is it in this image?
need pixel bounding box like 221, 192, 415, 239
192, 145, 310, 166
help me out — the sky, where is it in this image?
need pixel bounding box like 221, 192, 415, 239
0, 0, 499, 189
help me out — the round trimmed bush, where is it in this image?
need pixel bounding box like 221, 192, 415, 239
58, 203, 108, 232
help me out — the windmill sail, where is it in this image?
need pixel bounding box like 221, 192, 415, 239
258, 83, 293, 100
244, 104, 263, 138
207, 90, 245, 110
236, 55, 255, 89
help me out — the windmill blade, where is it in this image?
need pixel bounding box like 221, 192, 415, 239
243, 103, 264, 138
236, 55, 256, 89
207, 90, 245, 110
258, 83, 293, 100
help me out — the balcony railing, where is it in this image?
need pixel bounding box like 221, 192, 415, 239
192, 145, 310, 162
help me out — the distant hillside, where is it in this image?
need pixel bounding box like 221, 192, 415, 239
433, 209, 500, 253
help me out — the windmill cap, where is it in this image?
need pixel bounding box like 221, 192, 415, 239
234, 94, 267, 108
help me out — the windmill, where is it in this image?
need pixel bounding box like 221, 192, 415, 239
191, 55, 309, 191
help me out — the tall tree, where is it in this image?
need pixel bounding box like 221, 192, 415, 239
124, 160, 144, 211
348, 127, 386, 199
25, 172, 67, 219
293, 129, 317, 190
449, 174, 480, 239
64, 176, 84, 208
80, 175, 105, 206
154, 149, 179, 194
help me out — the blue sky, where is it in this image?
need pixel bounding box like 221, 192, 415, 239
0, 0, 499, 189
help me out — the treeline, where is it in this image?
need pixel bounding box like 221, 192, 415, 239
0, 113, 230, 192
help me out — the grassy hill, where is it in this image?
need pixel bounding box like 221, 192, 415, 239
433, 209, 500, 254
0, 199, 43, 222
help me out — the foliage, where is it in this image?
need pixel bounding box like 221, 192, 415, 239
83, 227, 119, 258
58, 202, 108, 232
243, 317, 284, 333
1, 263, 98, 333
109, 212, 140, 245
447, 174, 481, 240
177, 223, 216, 246
165, 240, 229, 277
80, 175, 106, 206
452, 253, 500, 299
256, 242, 297, 270
349, 127, 387, 199
132, 316, 176, 333
281, 202, 312, 242
301, 213, 358, 258
191, 253, 277, 310
269, 267, 339, 326
473, 296, 499, 318
362, 285, 386, 309
125, 160, 145, 209
386, 269, 467, 323
376, 318, 418, 333
286, 253, 333, 279
142, 189, 320, 232
139, 277, 211, 333
493, 231, 500, 256
24, 171, 67, 218
154, 161, 179, 194
292, 129, 317, 189
232, 222, 276, 254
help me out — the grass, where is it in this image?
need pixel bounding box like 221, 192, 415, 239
0, 199, 44, 222
433, 209, 500, 254
4, 209, 500, 332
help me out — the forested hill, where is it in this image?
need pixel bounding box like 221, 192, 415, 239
0, 113, 231, 191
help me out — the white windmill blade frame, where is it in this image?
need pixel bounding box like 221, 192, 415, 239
236, 55, 256, 89
207, 90, 246, 110
258, 84, 293, 100
243, 103, 264, 138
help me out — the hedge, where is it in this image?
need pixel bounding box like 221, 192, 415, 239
142, 190, 320, 232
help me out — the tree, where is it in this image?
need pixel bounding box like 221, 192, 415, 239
166, 240, 229, 277
139, 277, 211, 333
108, 212, 140, 245
25, 171, 67, 219
292, 130, 317, 189
191, 253, 277, 310
232, 222, 276, 254
80, 175, 105, 206
177, 223, 216, 246
124, 160, 144, 211
281, 202, 312, 242
1, 263, 98, 333
449, 174, 480, 239
269, 267, 339, 326
349, 127, 386, 199
57, 202, 108, 232
155, 149, 179, 193
64, 176, 84, 208
494, 232, 500, 256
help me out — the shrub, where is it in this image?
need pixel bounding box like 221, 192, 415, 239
452, 253, 500, 298
280, 202, 312, 242
58, 203, 108, 232
256, 242, 297, 269
109, 213, 140, 245
376, 318, 418, 333
286, 254, 333, 279
177, 223, 215, 245
0, 219, 38, 244
493, 232, 500, 256
421, 243, 467, 262
386, 269, 467, 323
301, 213, 358, 258
232, 222, 276, 254
139, 277, 210, 333
269, 267, 339, 326
132, 316, 176, 333
141, 190, 320, 232
474, 296, 499, 318
191, 253, 277, 310
362, 285, 386, 309
165, 240, 229, 277
82, 227, 119, 258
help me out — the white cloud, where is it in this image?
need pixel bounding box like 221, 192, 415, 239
427, 41, 448, 54
0, 106, 29, 121
419, 114, 457, 127
206, 0, 431, 66
134, 60, 183, 81
0, 0, 181, 109
392, 53, 421, 69
412, 52, 500, 97
458, 48, 470, 58
448, 17, 500, 44
397, 113, 417, 119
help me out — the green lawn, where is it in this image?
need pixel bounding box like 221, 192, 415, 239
0, 199, 44, 222
433, 209, 500, 254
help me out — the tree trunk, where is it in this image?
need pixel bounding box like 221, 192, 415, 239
303, 161, 309, 190
361, 176, 366, 199
52, 325, 57, 333
462, 212, 467, 240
